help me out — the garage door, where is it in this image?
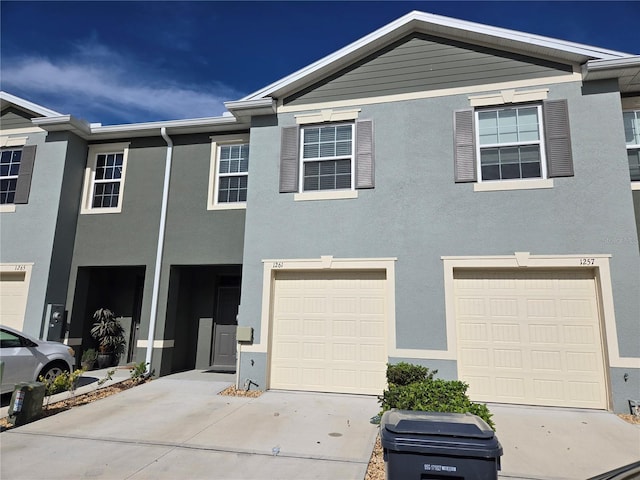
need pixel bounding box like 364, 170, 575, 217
454, 269, 607, 409
270, 270, 387, 394
0, 270, 29, 331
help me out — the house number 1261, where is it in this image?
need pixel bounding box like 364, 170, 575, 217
272, 261, 284, 269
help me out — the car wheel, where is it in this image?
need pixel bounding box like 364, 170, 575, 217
39, 363, 69, 383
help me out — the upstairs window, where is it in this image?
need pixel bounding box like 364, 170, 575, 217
279, 118, 374, 199
623, 110, 640, 182
454, 99, 573, 189
301, 124, 353, 191
92, 152, 124, 208
0, 149, 22, 204
81, 143, 129, 214
0, 144, 36, 208
217, 144, 249, 204
476, 105, 545, 181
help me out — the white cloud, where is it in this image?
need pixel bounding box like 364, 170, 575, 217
1, 45, 243, 124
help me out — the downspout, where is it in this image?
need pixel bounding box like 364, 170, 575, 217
145, 127, 173, 370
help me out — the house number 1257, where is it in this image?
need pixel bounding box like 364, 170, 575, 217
580, 258, 595, 266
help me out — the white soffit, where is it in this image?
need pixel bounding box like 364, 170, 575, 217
242, 10, 634, 101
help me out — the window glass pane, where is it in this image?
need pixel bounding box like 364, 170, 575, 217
478, 111, 498, 145
480, 146, 541, 181
9, 163, 20, 176
336, 125, 352, 141
0, 165, 8, 176
518, 108, 539, 142
319, 127, 336, 142
319, 142, 335, 157
0, 178, 17, 204
501, 163, 521, 179
623, 112, 640, 145
521, 162, 541, 178
1, 151, 11, 163
304, 128, 320, 144
481, 165, 500, 180
497, 109, 518, 143
629, 149, 640, 181
500, 147, 519, 164
303, 144, 319, 159
336, 140, 352, 156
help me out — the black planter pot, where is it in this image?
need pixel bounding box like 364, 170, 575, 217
97, 353, 114, 368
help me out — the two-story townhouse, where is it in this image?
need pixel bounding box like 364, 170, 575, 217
3, 11, 639, 415
0, 91, 87, 339
227, 12, 640, 414
28, 115, 253, 374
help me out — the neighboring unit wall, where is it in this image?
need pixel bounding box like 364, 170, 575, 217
238, 78, 640, 412
0, 113, 85, 337
66, 133, 246, 374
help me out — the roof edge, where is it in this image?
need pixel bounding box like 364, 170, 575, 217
0, 91, 63, 118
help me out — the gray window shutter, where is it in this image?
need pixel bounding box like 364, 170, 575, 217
14, 145, 36, 204
544, 99, 574, 178
355, 119, 374, 189
454, 109, 477, 183
279, 126, 299, 193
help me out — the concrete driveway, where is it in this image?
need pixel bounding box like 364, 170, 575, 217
2, 370, 639, 480
0, 370, 380, 479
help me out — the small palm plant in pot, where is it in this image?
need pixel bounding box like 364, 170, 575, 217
90, 308, 126, 368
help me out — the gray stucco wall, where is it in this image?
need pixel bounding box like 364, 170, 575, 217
0, 130, 82, 337
239, 79, 640, 411
66, 133, 246, 374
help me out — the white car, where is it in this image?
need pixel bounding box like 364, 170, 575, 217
0, 325, 75, 395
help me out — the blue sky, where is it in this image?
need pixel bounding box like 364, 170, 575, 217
2, 1, 639, 125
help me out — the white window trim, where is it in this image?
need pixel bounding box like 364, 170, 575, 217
208, 134, 250, 210
299, 122, 355, 193
295, 108, 361, 125
468, 88, 549, 107
294, 190, 358, 201
475, 103, 547, 184
81, 143, 130, 214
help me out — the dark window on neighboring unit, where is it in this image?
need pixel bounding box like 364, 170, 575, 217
0, 145, 36, 205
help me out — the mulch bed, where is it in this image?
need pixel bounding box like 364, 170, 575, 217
218, 385, 263, 398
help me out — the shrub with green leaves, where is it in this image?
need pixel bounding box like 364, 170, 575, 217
386, 362, 437, 386
379, 364, 495, 430
39, 368, 86, 397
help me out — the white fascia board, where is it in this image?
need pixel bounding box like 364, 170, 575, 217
31, 115, 91, 138
241, 10, 633, 101
0, 91, 63, 117
224, 98, 276, 117
584, 55, 640, 72
88, 115, 247, 140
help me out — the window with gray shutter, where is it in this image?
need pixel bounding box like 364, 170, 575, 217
13, 145, 36, 204
543, 99, 574, 178
279, 126, 299, 193
454, 110, 477, 182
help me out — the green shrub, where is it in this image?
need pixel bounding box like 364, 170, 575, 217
130, 361, 149, 384
386, 362, 437, 386
379, 364, 495, 430
39, 369, 86, 397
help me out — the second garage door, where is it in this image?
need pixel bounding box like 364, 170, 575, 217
454, 269, 607, 409
0, 270, 29, 331
270, 270, 388, 395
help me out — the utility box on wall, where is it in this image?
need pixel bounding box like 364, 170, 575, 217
45, 304, 65, 341
236, 326, 253, 343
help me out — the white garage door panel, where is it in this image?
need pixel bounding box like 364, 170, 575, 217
454, 270, 607, 409
270, 270, 387, 395
0, 271, 28, 331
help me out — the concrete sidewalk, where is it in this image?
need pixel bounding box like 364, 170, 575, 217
0, 370, 380, 479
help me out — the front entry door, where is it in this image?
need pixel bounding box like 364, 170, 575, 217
211, 286, 240, 370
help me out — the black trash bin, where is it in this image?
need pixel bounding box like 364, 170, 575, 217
380, 409, 503, 480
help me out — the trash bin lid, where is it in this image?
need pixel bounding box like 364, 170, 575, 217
382, 410, 495, 439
